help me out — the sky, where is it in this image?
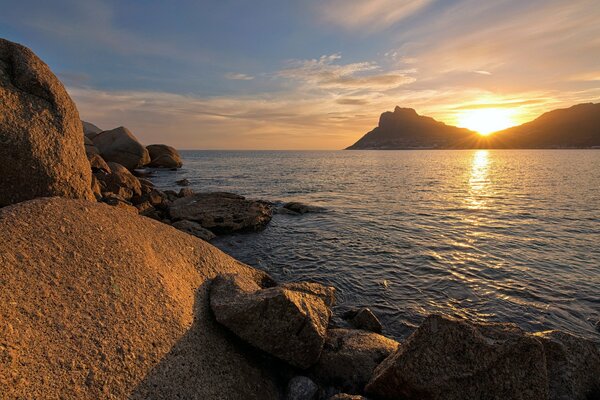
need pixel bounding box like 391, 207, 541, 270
2, 0, 599, 149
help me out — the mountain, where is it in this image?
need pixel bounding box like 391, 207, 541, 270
489, 103, 600, 148
346, 103, 600, 150
346, 107, 479, 150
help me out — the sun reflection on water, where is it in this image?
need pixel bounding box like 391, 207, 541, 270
467, 150, 490, 209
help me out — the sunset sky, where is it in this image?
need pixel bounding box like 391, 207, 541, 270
2, 0, 599, 149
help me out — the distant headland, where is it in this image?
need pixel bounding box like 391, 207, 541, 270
346, 103, 600, 150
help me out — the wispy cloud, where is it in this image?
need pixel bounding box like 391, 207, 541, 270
319, 0, 432, 31
225, 73, 255, 80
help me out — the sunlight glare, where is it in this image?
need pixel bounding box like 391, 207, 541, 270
457, 108, 517, 136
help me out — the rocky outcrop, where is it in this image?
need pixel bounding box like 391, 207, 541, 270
169, 192, 273, 234
147, 144, 183, 169
171, 219, 216, 241
0, 38, 95, 206
97, 162, 142, 201
88, 153, 110, 174
210, 274, 334, 369
82, 121, 102, 138
0, 198, 280, 399
366, 315, 600, 400
343, 308, 383, 334
283, 202, 327, 214
312, 329, 398, 393
92, 126, 150, 170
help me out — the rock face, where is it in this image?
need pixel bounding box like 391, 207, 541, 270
210, 274, 334, 369
147, 144, 183, 168
366, 315, 549, 400
312, 329, 399, 393
92, 126, 150, 170
534, 330, 600, 400
169, 192, 273, 234
0, 198, 280, 399
0, 38, 95, 206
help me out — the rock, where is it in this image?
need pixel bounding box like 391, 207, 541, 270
172, 220, 216, 241
82, 120, 102, 137
88, 153, 110, 174
312, 329, 398, 393
533, 330, 600, 400
90, 175, 102, 201
135, 201, 155, 215
147, 144, 183, 169
101, 195, 138, 214
283, 202, 326, 214
344, 308, 383, 334
285, 376, 319, 400
366, 314, 548, 400
169, 192, 273, 234
164, 190, 179, 202
98, 162, 142, 201
596, 320, 600, 333
0, 38, 95, 206
131, 189, 167, 208
328, 394, 368, 400
178, 188, 195, 198
137, 178, 155, 195
210, 273, 334, 369
84, 135, 100, 157
92, 126, 150, 170
176, 178, 190, 186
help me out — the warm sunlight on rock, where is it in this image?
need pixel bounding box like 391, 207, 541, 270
457, 108, 517, 136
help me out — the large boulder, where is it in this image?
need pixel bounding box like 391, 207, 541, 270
366, 315, 549, 400
172, 219, 216, 241
0, 38, 95, 206
534, 330, 600, 400
312, 329, 399, 394
210, 274, 334, 369
0, 197, 280, 399
82, 121, 102, 138
97, 162, 142, 200
169, 192, 273, 234
92, 126, 150, 170
147, 144, 183, 168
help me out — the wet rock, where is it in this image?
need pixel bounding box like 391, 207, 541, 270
285, 376, 319, 400
534, 330, 600, 400
0, 38, 95, 206
172, 220, 216, 241
312, 329, 398, 393
178, 188, 194, 198
283, 202, 326, 214
210, 273, 334, 369
163, 190, 179, 202
366, 314, 548, 400
147, 144, 182, 169
169, 192, 273, 234
176, 178, 190, 186
344, 308, 383, 334
92, 126, 150, 170
97, 162, 142, 201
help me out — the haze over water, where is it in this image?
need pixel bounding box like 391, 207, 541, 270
153, 149, 600, 340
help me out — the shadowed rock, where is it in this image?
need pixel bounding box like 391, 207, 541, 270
0, 38, 95, 206
97, 162, 142, 201
92, 126, 150, 170
366, 315, 549, 400
343, 308, 383, 334
210, 274, 334, 369
172, 220, 216, 241
328, 394, 368, 400
283, 202, 327, 214
169, 192, 273, 234
88, 153, 110, 174
82, 121, 102, 138
285, 376, 319, 400
312, 329, 398, 394
147, 144, 183, 169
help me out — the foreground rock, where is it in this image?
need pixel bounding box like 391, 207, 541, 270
147, 144, 183, 168
0, 198, 279, 399
210, 274, 334, 369
366, 315, 600, 400
312, 329, 398, 394
169, 192, 273, 234
0, 38, 94, 206
92, 126, 150, 170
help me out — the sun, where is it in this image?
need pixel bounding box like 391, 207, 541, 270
457, 108, 517, 136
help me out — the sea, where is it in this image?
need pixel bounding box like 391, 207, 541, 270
151, 150, 600, 341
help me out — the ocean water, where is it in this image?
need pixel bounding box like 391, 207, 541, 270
151, 150, 600, 341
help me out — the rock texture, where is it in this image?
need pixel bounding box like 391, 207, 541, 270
97, 162, 142, 201
366, 315, 549, 400
0, 38, 95, 206
169, 192, 273, 234
210, 274, 334, 369
286, 376, 319, 400
344, 308, 383, 333
82, 121, 102, 138
92, 126, 150, 170
171, 220, 216, 241
312, 329, 398, 393
147, 144, 183, 168
0, 197, 280, 399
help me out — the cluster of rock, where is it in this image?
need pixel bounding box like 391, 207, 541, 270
208, 269, 600, 400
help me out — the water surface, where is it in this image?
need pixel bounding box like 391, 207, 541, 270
152, 150, 600, 340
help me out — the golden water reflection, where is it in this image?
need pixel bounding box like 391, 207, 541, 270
467, 150, 490, 209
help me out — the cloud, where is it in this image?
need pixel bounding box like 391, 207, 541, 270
336, 98, 370, 105
225, 73, 255, 80
474, 70, 492, 76
319, 0, 432, 31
